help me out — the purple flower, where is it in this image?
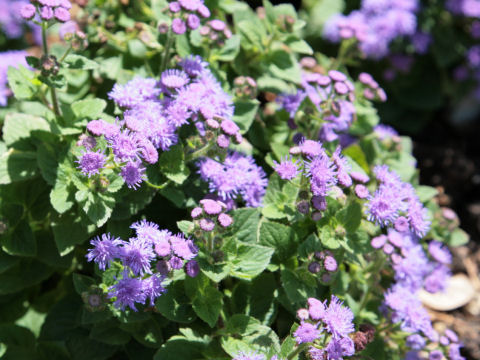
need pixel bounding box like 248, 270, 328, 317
172, 18, 187, 34
366, 187, 401, 226
197, 152, 267, 207
220, 119, 240, 136
300, 139, 325, 158
109, 277, 146, 311
406, 334, 426, 350
87, 119, 120, 137
178, 0, 202, 11
307, 153, 337, 197
130, 220, 161, 245
232, 352, 265, 360
216, 134, 230, 148
142, 274, 167, 305
321, 295, 355, 338
169, 256, 183, 269
325, 337, 355, 359
294, 322, 322, 344
324, 256, 338, 272
328, 70, 347, 82
424, 265, 450, 293
308, 297, 326, 320
20, 4, 36, 20
76, 150, 105, 177
218, 213, 233, 227
86, 233, 122, 270
448, 343, 466, 360
185, 260, 200, 277
161, 69, 189, 89
109, 129, 142, 161
278, 91, 305, 119
200, 199, 223, 214
187, 14, 200, 29
350, 171, 369, 183
429, 350, 443, 360
54, 6, 70, 22
273, 156, 300, 180
179, 55, 208, 77
121, 161, 146, 189
120, 238, 156, 276
40, 6, 54, 20
170, 234, 197, 260
108, 78, 160, 108
428, 241, 452, 265
355, 184, 369, 199
200, 218, 215, 231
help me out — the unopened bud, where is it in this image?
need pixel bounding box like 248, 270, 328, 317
308, 261, 321, 274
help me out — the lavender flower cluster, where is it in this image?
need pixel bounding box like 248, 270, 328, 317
232, 353, 279, 360
198, 19, 233, 46
366, 165, 430, 237
0, 0, 29, 38
323, 0, 419, 59
78, 56, 234, 189
166, 0, 210, 35
380, 231, 465, 359
274, 141, 353, 215
294, 295, 356, 359
446, 0, 480, 18
20, 0, 72, 23
191, 198, 233, 231
0, 51, 29, 106
86, 219, 199, 311
198, 151, 268, 208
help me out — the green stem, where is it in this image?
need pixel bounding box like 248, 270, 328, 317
41, 22, 61, 117
185, 142, 214, 162
286, 343, 309, 360
144, 180, 169, 190
59, 45, 73, 63
160, 29, 174, 73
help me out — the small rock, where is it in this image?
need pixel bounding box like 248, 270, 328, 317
419, 274, 476, 311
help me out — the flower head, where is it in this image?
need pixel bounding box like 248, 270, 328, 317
86, 233, 123, 270
76, 150, 105, 177
273, 156, 300, 180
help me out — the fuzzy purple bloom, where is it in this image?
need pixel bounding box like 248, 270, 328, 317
273, 156, 300, 180
108, 78, 161, 108
322, 295, 355, 338
86, 233, 122, 270
109, 277, 146, 311
294, 322, 322, 344
121, 161, 146, 189
120, 238, 156, 276
76, 150, 105, 177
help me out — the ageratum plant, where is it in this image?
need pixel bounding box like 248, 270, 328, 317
0, 0, 470, 359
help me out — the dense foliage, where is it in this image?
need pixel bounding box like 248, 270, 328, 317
0, 0, 472, 359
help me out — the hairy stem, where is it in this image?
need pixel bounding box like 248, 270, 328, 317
42, 22, 61, 117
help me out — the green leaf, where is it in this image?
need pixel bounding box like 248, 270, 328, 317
90, 320, 131, 346
3, 113, 50, 149
415, 186, 438, 203
185, 274, 223, 328
37, 142, 59, 185
448, 228, 469, 247
259, 221, 298, 261
154, 336, 207, 360
7, 66, 36, 100
66, 330, 118, 360
284, 36, 313, 55
318, 226, 341, 250
0, 150, 37, 185
256, 76, 291, 93
50, 180, 74, 214
1, 219, 36, 257
64, 54, 99, 70
336, 201, 362, 234
177, 220, 194, 235
280, 268, 316, 304
156, 281, 196, 323
73, 273, 96, 294
128, 39, 148, 59
267, 50, 301, 84
52, 212, 92, 256
0, 259, 53, 295
81, 193, 115, 227
158, 143, 189, 184
72, 99, 107, 119
227, 208, 261, 243
15, 308, 46, 338
38, 74, 66, 89
233, 99, 259, 134
229, 241, 274, 280
215, 35, 241, 61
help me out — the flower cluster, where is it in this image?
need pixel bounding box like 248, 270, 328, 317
294, 295, 356, 359
274, 141, 354, 215
86, 219, 199, 311
198, 151, 267, 208
166, 0, 210, 35
233, 76, 258, 99
324, 0, 419, 59
80, 56, 235, 189
0, 50, 29, 107
307, 250, 338, 275
366, 165, 430, 237
446, 0, 480, 18
21, 0, 72, 23
357, 72, 387, 102
199, 19, 233, 46
205, 116, 242, 149
191, 198, 233, 232
278, 60, 361, 143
